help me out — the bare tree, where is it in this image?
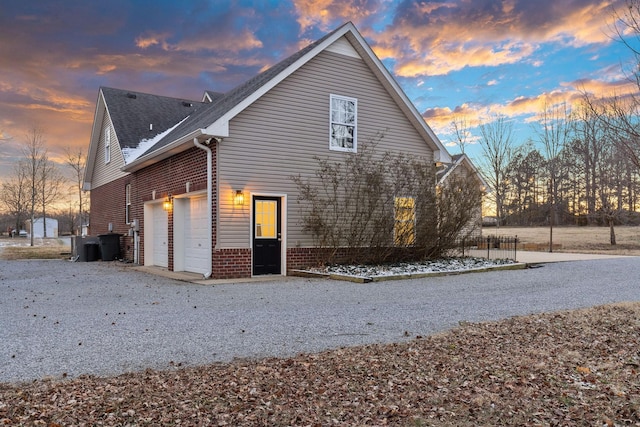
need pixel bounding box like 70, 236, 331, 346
535, 103, 572, 251
292, 142, 480, 265
582, 0, 640, 169
65, 147, 87, 235
572, 101, 610, 221
0, 163, 29, 234
588, 94, 640, 168
38, 158, 65, 237
450, 117, 472, 154
22, 128, 47, 246
477, 115, 516, 226
502, 142, 546, 225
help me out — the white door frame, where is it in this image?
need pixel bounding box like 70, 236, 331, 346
250, 192, 287, 276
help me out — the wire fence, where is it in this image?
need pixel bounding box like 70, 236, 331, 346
452, 235, 519, 261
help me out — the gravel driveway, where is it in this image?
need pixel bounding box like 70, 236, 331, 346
1, 258, 639, 384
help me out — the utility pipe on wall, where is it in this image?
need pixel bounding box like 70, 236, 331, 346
193, 137, 213, 279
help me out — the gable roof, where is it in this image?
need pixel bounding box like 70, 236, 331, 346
123, 26, 341, 171
202, 90, 225, 103
111, 21, 451, 172
83, 87, 206, 188
437, 153, 489, 190
101, 87, 206, 151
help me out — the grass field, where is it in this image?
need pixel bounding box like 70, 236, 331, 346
0, 237, 71, 260
486, 225, 640, 256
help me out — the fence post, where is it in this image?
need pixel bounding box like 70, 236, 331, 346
487, 236, 491, 259
514, 235, 517, 261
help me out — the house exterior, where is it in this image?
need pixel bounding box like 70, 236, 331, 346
84, 22, 469, 279
436, 153, 487, 237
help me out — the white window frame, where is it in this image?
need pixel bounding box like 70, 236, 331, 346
125, 183, 131, 224
329, 94, 357, 152
104, 127, 111, 164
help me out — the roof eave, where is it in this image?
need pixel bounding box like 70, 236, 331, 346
83, 89, 107, 190
438, 154, 489, 190
203, 25, 356, 132
121, 128, 211, 173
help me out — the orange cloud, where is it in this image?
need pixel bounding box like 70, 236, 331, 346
370, 0, 625, 77
395, 41, 537, 77
135, 32, 171, 49
70, 52, 265, 79
292, 0, 385, 32
135, 29, 262, 54
171, 30, 263, 53
424, 74, 638, 140
567, 77, 638, 98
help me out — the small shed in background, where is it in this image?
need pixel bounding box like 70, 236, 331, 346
26, 217, 59, 238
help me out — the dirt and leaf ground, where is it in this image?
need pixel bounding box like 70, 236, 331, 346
1, 303, 638, 426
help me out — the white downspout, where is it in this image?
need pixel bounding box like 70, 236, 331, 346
193, 137, 213, 279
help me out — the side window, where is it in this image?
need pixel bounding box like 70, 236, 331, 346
104, 128, 111, 164
125, 183, 131, 224
394, 197, 416, 246
330, 94, 357, 152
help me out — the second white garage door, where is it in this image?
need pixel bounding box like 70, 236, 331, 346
151, 202, 168, 268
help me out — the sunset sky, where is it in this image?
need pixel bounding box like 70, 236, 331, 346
1, 0, 638, 190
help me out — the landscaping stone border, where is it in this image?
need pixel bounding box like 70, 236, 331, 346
290, 262, 528, 283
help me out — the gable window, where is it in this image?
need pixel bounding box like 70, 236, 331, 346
125, 183, 131, 224
330, 94, 357, 152
104, 128, 111, 164
394, 197, 415, 246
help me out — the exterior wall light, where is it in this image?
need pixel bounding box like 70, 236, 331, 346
163, 194, 173, 211
234, 190, 245, 206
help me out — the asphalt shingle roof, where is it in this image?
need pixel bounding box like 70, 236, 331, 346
101, 87, 205, 150
436, 153, 464, 182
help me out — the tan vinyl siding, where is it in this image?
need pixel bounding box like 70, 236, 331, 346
218, 46, 435, 249
326, 37, 360, 58
92, 113, 129, 189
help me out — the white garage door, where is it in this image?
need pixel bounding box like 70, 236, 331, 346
152, 203, 168, 268
183, 196, 209, 275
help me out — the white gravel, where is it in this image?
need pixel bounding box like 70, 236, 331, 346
1, 257, 639, 384
311, 257, 515, 277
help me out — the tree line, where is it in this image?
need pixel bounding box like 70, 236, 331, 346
0, 127, 87, 244
476, 101, 639, 230
473, 1, 640, 246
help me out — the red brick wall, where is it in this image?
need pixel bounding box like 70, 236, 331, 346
287, 247, 326, 271
89, 175, 131, 236
122, 235, 134, 262
90, 145, 214, 267
209, 247, 363, 278
212, 248, 252, 279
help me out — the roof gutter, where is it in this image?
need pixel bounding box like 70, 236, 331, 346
193, 137, 214, 279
